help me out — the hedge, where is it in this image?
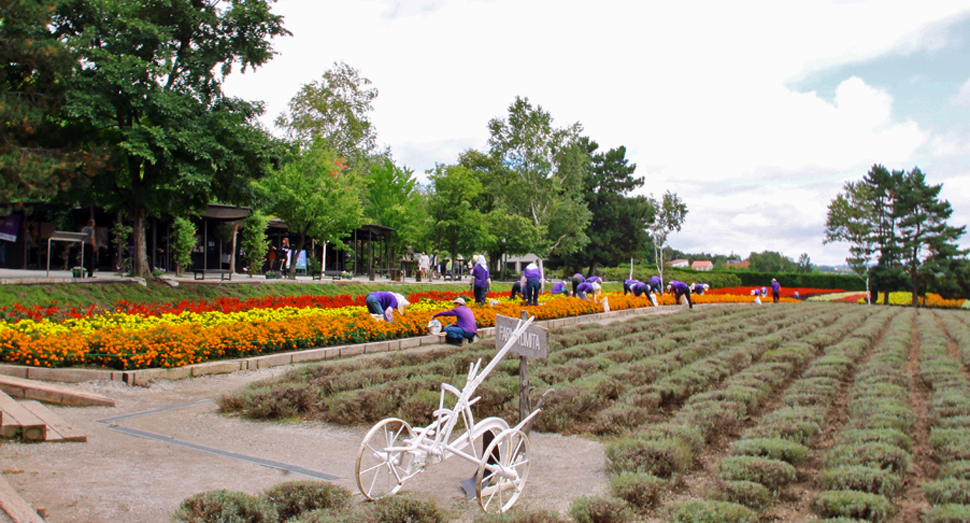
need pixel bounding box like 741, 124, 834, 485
597, 265, 866, 291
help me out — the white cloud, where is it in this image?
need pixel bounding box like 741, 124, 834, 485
222, 0, 970, 266
953, 77, 970, 106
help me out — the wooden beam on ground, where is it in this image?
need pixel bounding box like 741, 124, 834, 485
0, 474, 45, 523
18, 401, 85, 443
0, 375, 114, 407
0, 392, 45, 441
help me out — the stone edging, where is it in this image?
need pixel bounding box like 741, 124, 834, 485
0, 306, 673, 387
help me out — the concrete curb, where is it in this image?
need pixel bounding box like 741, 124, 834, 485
0, 305, 676, 386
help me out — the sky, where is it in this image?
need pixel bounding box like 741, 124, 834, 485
222, 0, 970, 267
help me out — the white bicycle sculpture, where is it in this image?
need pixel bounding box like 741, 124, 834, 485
356, 315, 540, 513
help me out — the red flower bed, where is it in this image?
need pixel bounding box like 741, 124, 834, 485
706, 286, 845, 299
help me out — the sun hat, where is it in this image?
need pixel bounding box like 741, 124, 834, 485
393, 293, 409, 313
453, 297, 466, 305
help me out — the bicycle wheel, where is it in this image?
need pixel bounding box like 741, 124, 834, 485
356, 418, 417, 500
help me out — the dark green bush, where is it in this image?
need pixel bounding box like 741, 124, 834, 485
665, 499, 756, 523
171, 490, 277, 523
813, 490, 895, 522
730, 438, 810, 465
718, 456, 797, 490
923, 478, 970, 505
568, 496, 633, 523
608, 472, 668, 510
718, 480, 771, 510
923, 503, 970, 523
818, 466, 902, 497
262, 481, 351, 522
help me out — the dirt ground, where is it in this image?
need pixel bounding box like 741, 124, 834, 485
0, 354, 609, 523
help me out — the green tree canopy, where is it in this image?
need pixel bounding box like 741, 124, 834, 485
256, 143, 366, 278
426, 163, 487, 265
486, 96, 591, 261
54, 0, 288, 276
648, 191, 688, 282
274, 61, 382, 166
363, 158, 425, 263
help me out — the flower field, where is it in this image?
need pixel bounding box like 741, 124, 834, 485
222, 303, 970, 522
0, 288, 797, 371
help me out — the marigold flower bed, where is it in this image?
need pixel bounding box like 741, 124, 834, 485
0, 290, 796, 371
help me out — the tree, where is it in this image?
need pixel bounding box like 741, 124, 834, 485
241, 210, 270, 276
550, 138, 653, 273
426, 164, 488, 267
170, 216, 196, 277
487, 96, 591, 266
648, 192, 687, 283
257, 143, 366, 279
0, 0, 105, 201
825, 180, 878, 303
363, 158, 426, 265
894, 167, 967, 306
275, 61, 382, 165
746, 251, 797, 273
55, 0, 288, 277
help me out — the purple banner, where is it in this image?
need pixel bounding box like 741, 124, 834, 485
0, 214, 20, 242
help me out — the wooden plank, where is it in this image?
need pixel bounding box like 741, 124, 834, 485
0, 375, 114, 407
0, 392, 45, 441
18, 401, 86, 443
0, 474, 45, 523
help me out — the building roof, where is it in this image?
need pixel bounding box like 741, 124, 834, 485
666, 259, 689, 266
691, 260, 713, 268
725, 260, 751, 269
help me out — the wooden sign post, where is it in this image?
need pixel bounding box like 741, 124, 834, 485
495, 311, 548, 424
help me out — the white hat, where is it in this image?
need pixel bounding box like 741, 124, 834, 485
591, 282, 601, 291
393, 293, 409, 313
453, 297, 466, 305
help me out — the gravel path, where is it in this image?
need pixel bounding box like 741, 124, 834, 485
0, 359, 608, 522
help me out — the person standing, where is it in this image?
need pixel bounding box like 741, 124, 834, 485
365, 291, 410, 322
432, 297, 478, 345
668, 280, 693, 308
81, 219, 97, 277
770, 278, 781, 303
571, 272, 586, 295
471, 255, 490, 305
278, 238, 291, 273
522, 261, 544, 306
418, 251, 430, 280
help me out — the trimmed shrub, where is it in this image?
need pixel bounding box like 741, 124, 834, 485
718, 480, 772, 510
362, 494, 447, 523
931, 428, 970, 462
171, 490, 277, 523
262, 481, 351, 522
813, 490, 895, 522
608, 472, 668, 510
568, 496, 633, 523
472, 508, 571, 523
923, 504, 970, 523
939, 459, 970, 480
824, 443, 911, 474
836, 429, 914, 452
291, 510, 358, 523
665, 499, 756, 523
606, 436, 695, 478
923, 478, 970, 505
718, 456, 797, 490
818, 466, 902, 497
730, 438, 811, 465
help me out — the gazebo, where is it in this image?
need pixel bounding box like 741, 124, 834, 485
351, 224, 395, 278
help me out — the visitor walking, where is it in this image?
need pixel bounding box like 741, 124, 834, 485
471, 255, 490, 305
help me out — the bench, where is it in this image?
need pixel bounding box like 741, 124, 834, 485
322, 270, 342, 281
193, 269, 232, 281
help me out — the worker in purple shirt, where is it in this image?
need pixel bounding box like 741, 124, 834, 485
770, 279, 781, 303
365, 291, 410, 321
551, 280, 571, 296
575, 281, 594, 301
647, 275, 663, 295
624, 279, 641, 295
586, 275, 602, 284
471, 255, 491, 305
571, 272, 585, 294
631, 281, 650, 297
692, 283, 710, 295
522, 261, 544, 306
432, 297, 478, 345
510, 280, 524, 301
667, 280, 693, 308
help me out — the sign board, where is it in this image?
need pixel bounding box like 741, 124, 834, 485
495, 314, 548, 359
295, 250, 307, 270
0, 215, 20, 242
